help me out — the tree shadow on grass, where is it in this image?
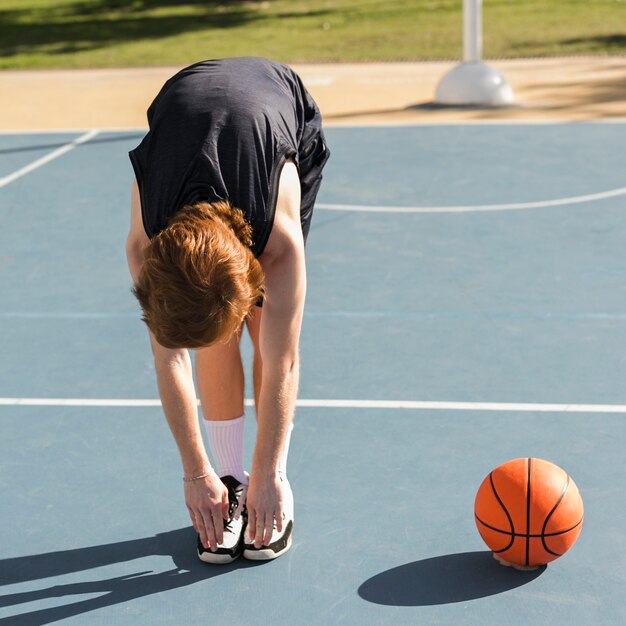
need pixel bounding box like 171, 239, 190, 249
508, 33, 626, 56
560, 34, 626, 50
0, 526, 263, 625
0, 1, 263, 59
358, 551, 545, 607
0, 0, 333, 60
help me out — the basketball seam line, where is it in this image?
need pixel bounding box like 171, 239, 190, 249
541, 475, 571, 557
474, 513, 584, 538
526, 457, 532, 567
488, 472, 516, 553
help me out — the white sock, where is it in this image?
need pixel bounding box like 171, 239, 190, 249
203, 415, 248, 485
278, 423, 293, 478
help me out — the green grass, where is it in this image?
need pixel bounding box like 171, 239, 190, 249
0, 0, 625, 69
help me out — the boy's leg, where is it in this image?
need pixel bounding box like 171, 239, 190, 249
196, 329, 248, 484
196, 327, 244, 422
246, 306, 263, 415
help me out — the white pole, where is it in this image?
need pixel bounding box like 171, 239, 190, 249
434, 0, 514, 105
464, 0, 482, 63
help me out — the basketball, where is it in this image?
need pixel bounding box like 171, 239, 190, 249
474, 458, 584, 569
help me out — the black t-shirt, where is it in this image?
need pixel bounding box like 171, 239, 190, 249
129, 57, 330, 257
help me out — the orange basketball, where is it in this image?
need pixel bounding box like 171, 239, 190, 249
474, 458, 583, 569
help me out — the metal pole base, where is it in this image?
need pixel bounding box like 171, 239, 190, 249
434, 61, 514, 107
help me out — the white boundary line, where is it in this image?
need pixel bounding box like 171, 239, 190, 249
317, 185, 626, 214
0, 129, 99, 189
3, 310, 626, 321
323, 118, 626, 128
0, 128, 146, 135
1, 398, 626, 413
2, 120, 626, 134
1, 127, 622, 213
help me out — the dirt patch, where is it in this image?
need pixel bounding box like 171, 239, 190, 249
1, 57, 625, 130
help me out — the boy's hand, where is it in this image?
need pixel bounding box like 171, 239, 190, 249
246, 472, 285, 548
184, 470, 229, 550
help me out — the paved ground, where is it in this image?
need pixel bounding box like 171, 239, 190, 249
1, 57, 626, 130
2, 123, 626, 624
2, 54, 626, 625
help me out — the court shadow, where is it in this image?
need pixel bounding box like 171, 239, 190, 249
323, 102, 521, 123
358, 551, 545, 607
0, 527, 262, 625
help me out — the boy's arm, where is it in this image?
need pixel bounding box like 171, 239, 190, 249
125, 180, 228, 551
246, 163, 306, 547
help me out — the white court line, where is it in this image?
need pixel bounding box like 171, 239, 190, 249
1, 398, 626, 413
317, 186, 626, 214
3, 310, 626, 321
3, 120, 626, 134
323, 118, 626, 128
0, 128, 146, 135
0, 129, 99, 189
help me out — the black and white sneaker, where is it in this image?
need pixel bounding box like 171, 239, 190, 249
197, 475, 247, 565
243, 476, 293, 561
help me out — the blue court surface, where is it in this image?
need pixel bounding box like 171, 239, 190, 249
1, 122, 625, 625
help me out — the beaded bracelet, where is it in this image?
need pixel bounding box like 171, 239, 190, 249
183, 471, 212, 483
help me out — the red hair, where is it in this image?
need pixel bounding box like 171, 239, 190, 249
133, 201, 264, 348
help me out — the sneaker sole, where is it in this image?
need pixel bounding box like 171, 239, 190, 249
197, 549, 241, 565
243, 535, 292, 561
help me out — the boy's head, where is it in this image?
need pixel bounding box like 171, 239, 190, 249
133, 201, 264, 349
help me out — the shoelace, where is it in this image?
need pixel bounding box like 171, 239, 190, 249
224, 487, 245, 531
